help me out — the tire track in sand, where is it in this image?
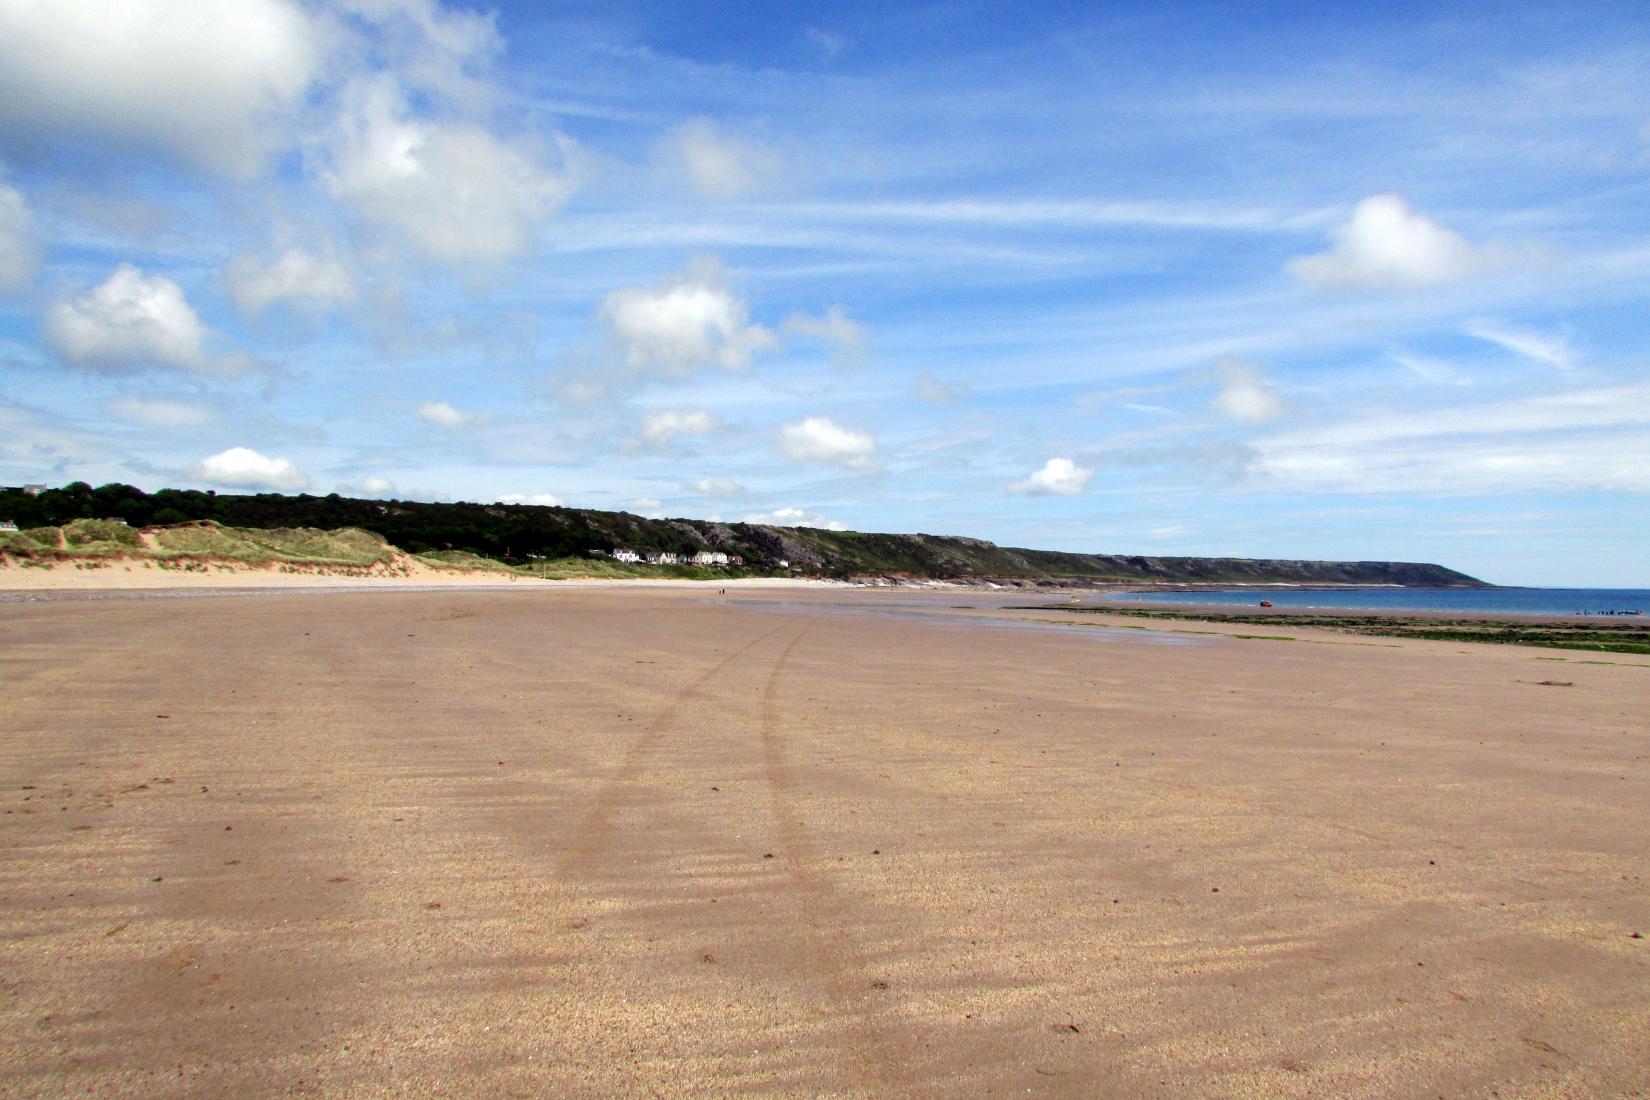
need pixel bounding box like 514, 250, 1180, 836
557, 615, 799, 878
759, 616, 915, 1094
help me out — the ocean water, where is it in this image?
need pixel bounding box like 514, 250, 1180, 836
1110, 587, 1650, 617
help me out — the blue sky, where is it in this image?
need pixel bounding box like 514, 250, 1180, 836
1, 0, 1647, 586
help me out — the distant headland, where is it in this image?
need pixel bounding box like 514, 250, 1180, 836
0, 481, 1487, 588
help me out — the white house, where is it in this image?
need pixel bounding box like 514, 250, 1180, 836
691, 550, 729, 566
612, 548, 642, 563
646, 551, 680, 565
0, 520, 18, 532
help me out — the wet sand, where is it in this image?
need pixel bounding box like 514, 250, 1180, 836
2, 587, 1647, 1097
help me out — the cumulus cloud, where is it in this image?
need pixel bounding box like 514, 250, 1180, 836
0, 0, 322, 177
629, 496, 663, 517
656, 118, 782, 201
190, 446, 308, 491
1208, 357, 1286, 423
691, 477, 744, 496
600, 260, 777, 375
103, 396, 214, 428
46, 264, 243, 374
1008, 457, 1093, 496
777, 416, 878, 470
497, 491, 565, 507
784, 305, 865, 365
742, 506, 848, 531
1288, 194, 1481, 290
338, 474, 397, 498
0, 181, 39, 293
641, 408, 722, 447
1463, 320, 1578, 374
415, 400, 484, 428
226, 246, 355, 316
324, 76, 575, 265
339, 0, 502, 108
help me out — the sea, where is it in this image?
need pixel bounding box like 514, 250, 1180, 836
1109, 587, 1650, 617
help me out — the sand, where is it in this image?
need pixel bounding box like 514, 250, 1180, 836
0, 556, 839, 593
1, 586, 1646, 1098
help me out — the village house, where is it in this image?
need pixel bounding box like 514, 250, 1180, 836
0, 520, 18, 532
691, 550, 729, 566
611, 548, 642, 563
645, 551, 680, 565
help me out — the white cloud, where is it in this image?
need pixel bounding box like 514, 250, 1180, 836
600, 259, 777, 375
1264, 382, 1650, 450
783, 305, 865, 365
691, 477, 744, 496
46, 264, 241, 374
1288, 194, 1480, 290
629, 496, 663, 516
1008, 457, 1093, 496
1254, 434, 1650, 495
0, 0, 322, 178
497, 492, 565, 507
338, 0, 502, 108
742, 506, 848, 531
777, 416, 878, 470
324, 76, 575, 264
338, 474, 397, 498
641, 407, 722, 447
914, 372, 969, 406
1208, 357, 1285, 423
190, 446, 308, 491
226, 246, 355, 316
103, 396, 214, 428
805, 27, 850, 60
656, 118, 781, 201
1250, 383, 1650, 494
1392, 352, 1475, 387
0, 181, 39, 293
1463, 320, 1578, 374
415, 400, 484, 428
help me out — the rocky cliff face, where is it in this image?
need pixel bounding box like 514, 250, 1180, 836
664, 522, 1486, 587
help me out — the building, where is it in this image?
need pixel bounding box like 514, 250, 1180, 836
691, 550, 729, 566
0, 520, 18, 532
645, 551, 679, 565
21, 484, 47, 496
612, 548, 642, 563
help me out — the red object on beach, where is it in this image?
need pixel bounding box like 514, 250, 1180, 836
1259, 600, 1273, 608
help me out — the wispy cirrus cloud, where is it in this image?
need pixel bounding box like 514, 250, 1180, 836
1462, 320, 1578, 375
1250, 383, 1650, 494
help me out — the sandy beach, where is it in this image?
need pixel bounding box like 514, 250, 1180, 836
2, 585, 1646, 1098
